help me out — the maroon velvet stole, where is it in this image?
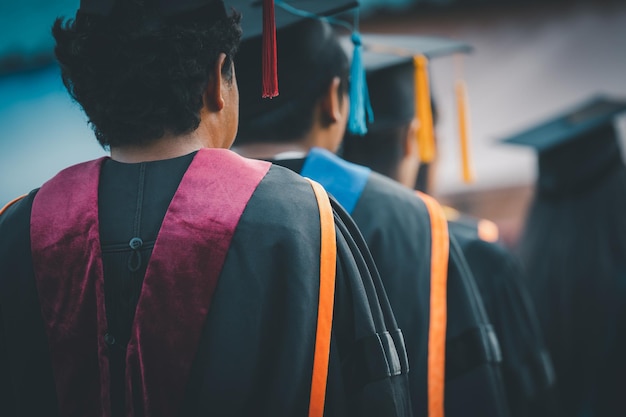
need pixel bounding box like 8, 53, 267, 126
30, 149, 271, 417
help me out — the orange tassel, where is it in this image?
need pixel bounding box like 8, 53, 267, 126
455, 67, 474, 183
414, 55, 435, 163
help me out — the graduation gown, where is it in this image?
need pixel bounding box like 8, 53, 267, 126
447, 216, 559, 417
272, 147, 511, 417
0, 148, 412, 417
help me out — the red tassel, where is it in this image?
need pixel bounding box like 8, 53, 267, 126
262, 0, 279, 98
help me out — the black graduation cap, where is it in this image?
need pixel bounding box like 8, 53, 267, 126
342, 35, 471, 125
231, 0, 359, 100
232, 0, 358, 40
341, 34, 474, 180
234, 0, 364, 130
501, 95, 626, 198
359, 34, 473, 69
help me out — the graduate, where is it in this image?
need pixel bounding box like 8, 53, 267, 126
505, 96, 626, 417
0, 1, 413, 416
234, 15, 511, 417
341, 34, 558, 417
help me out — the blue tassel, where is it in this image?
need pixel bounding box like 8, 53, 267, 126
348, 31, 374, 136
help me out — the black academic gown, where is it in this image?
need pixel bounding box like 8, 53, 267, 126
448, 219, 559, 417
0, 149, 412, 417
273, 153, 510, 417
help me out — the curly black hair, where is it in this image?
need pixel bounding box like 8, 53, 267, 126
53, 0, 241, 148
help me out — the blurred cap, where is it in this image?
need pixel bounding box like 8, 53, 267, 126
501, 95, 626, 197
342, 33, 474, 182
361, 34, 472, 70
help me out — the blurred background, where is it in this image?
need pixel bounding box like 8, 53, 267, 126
1, 0, 625, 246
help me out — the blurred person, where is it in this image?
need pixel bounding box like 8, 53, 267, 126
234, 17, 511, 417
506, 96, 626, 417
341, 34, 558, 417
0, 1, 413, 416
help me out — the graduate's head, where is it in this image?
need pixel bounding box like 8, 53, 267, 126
342, 59, 423, 188
235, 18, 350, 152
53, 0, 242, 149
503, 96, 626, 201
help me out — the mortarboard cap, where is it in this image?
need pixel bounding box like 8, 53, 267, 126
359, 34, 473, 69
235, 0, 361, 129
342, 35, 472, 126
501, 95, 626, 198
233, 0, 372, 134
233, 0, 358, 40
342, 34, 475, 181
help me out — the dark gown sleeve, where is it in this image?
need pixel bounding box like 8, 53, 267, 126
0, 304, 12, 416
330, 198, 412, 417
442, 236, 512, 417
0, 191, 60, 417
455, 234, 558, 417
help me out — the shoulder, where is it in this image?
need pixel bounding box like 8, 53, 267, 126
0, 191, 38, 283
353, 172, 432, 237
451, 224, 520, 284
0, 191, 37, 233
446, 209, 512, 273
446, 207, 500, 244
357, 172, 429, 218
460, 235, 512, 266
239, 163, 324, 236
253, 163, 320, 211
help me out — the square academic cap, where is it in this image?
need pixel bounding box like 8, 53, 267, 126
232, 0, 358, 40
340, 35, 472, 124
342, 34, 475, 181
229, 0, 366, 133
501, 95, 626, 198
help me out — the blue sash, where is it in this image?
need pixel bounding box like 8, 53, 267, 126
300, 147, 371, 214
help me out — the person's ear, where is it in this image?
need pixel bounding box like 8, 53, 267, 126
319, 77, 344, 125
204, 53, 228, 111
404, 118, 420, 159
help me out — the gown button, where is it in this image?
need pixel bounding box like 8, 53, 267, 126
104, 332, 116, 346
129, 237, 143, 250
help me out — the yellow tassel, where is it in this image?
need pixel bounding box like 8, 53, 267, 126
455, 55, 474, 184
456, 80, 474, 183
413, 55, 435, 163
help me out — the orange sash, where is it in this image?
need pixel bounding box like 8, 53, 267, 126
417, 191, 450, 417
306, 179, 337, 417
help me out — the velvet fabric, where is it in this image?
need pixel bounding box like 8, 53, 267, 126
30, 149, 270, 417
